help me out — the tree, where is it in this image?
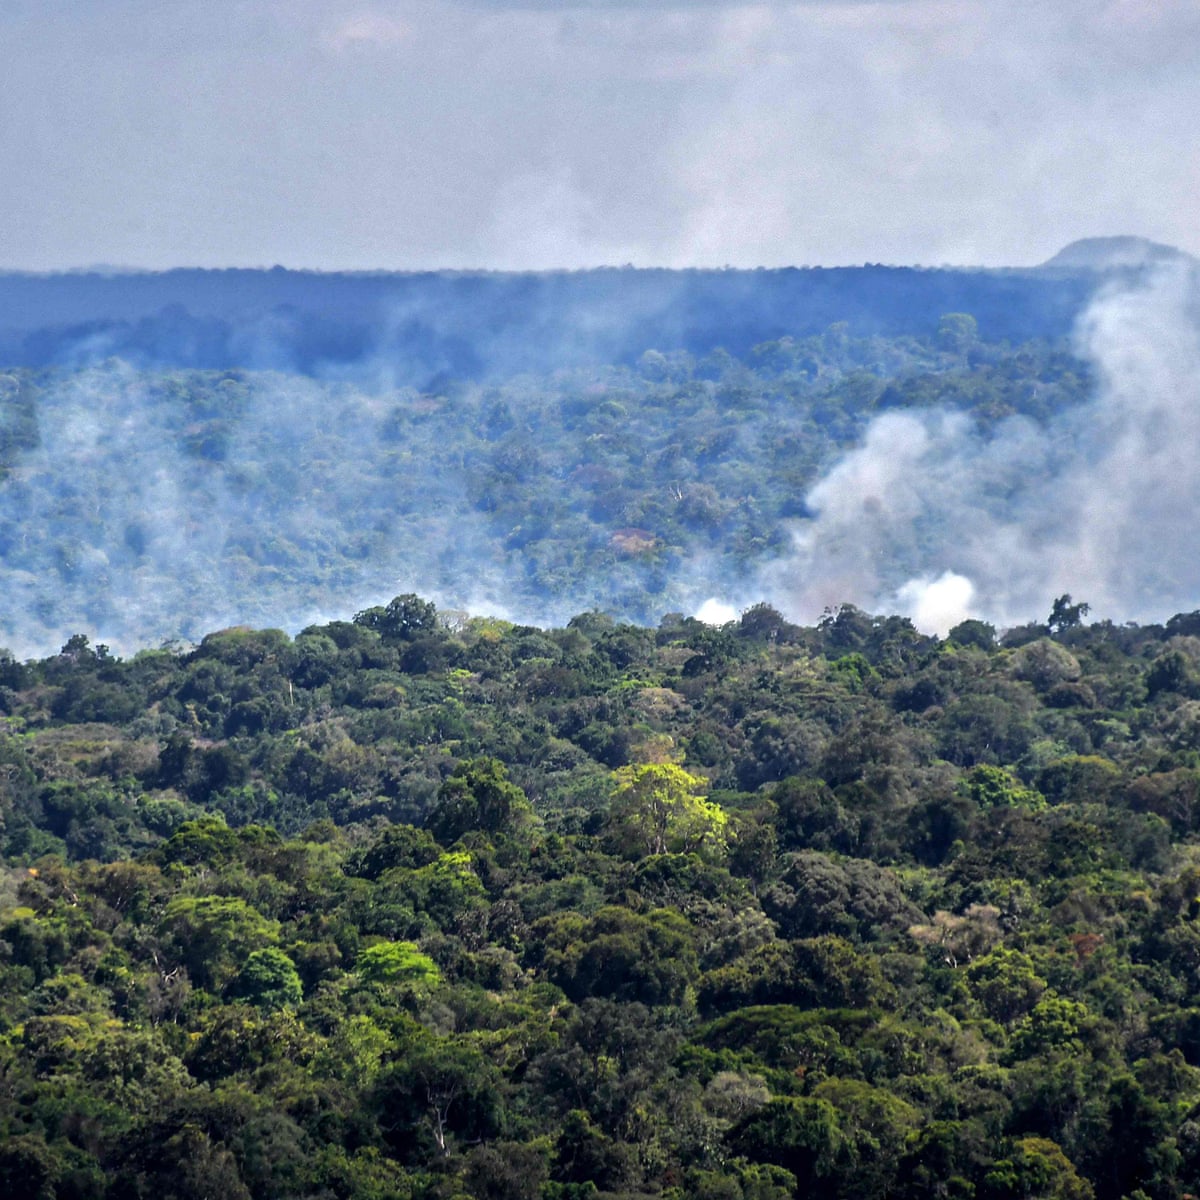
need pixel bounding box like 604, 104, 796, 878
908, 904, 1002, 968
728, 1096, 845, 1189
1047, 594, 1089, 635
159, 894, 281, 992
981, 1136, 1093, 1200
0, 1133, 65, 1200
965, 947, 1047, 1026
1009, 639, 1081, 692
374, 1040, 503, 1160
352, 823, 441, 879
937, 312, 979, 355
465, 1141, 549, 1200
115, 1123, 253, 1200
1007, 993, 1090, 1060
227, 947, 303, 1010
965, 764, 1045, 812
355, 940, 440, 989
427, 757, 530, 844
947, 619, 996, 650
761, 850, 923, 941
538, 904, 699, 1005
552, 1109, 637, 1192
739, 603, 795, 643
728, 811, 778, 894
353, 593, 439, 641
811, 1077, 921, 1199
606, 763, 727, 857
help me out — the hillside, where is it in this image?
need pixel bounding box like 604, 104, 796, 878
3, 598, 1200, 1198
0, 322, 1096, 657
4, 243, 1195, 659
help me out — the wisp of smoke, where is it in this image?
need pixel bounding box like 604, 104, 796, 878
762, 263, 1200, 633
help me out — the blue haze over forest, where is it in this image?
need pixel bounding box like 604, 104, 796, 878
0, 262, 1102, 384
1, 239, 1198, 657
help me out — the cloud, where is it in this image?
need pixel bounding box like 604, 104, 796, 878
323, 11, 412, 50
456, 1, 924, 7
3, 0, 1200, 272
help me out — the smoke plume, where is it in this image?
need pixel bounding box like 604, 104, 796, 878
763, 264, 1200, 633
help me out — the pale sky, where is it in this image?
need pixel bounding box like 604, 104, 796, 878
1, 0, 1197, 271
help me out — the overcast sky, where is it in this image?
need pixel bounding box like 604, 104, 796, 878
1, 0, 1196, 271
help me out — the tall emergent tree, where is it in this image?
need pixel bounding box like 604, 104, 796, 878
606, 763, 726, 857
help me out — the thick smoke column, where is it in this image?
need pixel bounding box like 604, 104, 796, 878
765, 264, 1200, 632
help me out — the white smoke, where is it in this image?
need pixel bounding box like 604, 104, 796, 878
763, 263, 1200, 631
695, 597, 737, 625
894, 571, 975, 637
5, 264, 1200, 660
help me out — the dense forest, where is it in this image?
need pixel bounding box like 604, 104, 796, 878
0, 313, 1095, 655
7, 595, 1200, 1198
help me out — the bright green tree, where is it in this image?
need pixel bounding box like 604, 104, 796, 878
356, 940, 441, 989
607, 763, 727, 857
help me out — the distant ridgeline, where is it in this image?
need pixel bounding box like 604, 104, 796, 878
0, 242, 1175, 383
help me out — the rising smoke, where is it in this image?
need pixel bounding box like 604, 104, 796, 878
761, 263, 1200, 634
2, 265, 1197, 658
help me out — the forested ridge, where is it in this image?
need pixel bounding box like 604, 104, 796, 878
0, 263, 1101, 379
6, 595, 1200, 1198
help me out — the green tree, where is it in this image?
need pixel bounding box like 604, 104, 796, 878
538, 905, 699, 1005
374, 1040, 503, 1160
159, 894, 281, 992
811, 1077, 921, 1199
981, 1136, 1093, 1200
948, 618, 997, 650
228, 947, 303, 1010
965, 947, 1047, 1026
427, 757, 530, 844
465, 1141, 550, 1200
353, 593, 439, 641
353, 823, 441, 879
1047, 594, 1090, 635
0, 1133, 65, 1200
728, 1097, 845, 1189
965, 764, 1045, 812
606, 763, 727, 857
355, 940, 441, 989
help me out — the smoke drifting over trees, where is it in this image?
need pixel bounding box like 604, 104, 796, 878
0, 250, 1195, 656
767, 263, 1200, 630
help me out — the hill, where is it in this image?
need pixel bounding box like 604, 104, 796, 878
0, 322, 1095, 657
1040, 235, 1195, 271
1, 238, 1195, 658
